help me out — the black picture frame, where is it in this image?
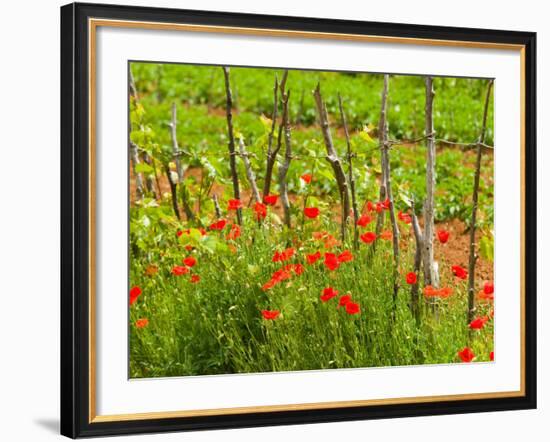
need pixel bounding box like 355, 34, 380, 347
61, 2, 537, 438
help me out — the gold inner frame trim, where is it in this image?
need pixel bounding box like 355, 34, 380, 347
88, 17, 527, 423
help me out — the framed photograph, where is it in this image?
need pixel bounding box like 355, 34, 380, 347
60, 2, 536, 438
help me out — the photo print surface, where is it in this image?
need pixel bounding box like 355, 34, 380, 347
128, 62, 494, 378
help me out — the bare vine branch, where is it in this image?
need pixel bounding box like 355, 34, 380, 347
338, 94, 359, 248
262, 73, 283, 199
467, 79, 494, 324
169, 102, 194, 221
379, 75, 400, 304
212, 193, 221, 219
338, 93, 359, 249
374, 76, 390, 249
278, 82, 292, 228
313, 83, 350, 242
222, 67, 243, 225
129, 69, 145, 200
238, 136, 261, 203
411, 201, 424, 324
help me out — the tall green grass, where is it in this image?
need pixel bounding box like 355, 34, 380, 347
129, 207, 493, 378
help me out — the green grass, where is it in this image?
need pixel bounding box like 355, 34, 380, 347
129, 204, 494, 378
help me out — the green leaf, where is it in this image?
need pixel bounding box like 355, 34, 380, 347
259, 114, 272, 131
398, 191, 412, 208
178, 228, 203, 247
479, 235, 494, 262
135, 162, 154, 175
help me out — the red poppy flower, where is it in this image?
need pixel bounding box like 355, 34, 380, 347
324, 235, 340, 249
406, 272, 417, 285
320, 287, 339, 302
228, 199, 242, 210
176, 230, 183, 237
324, 253, 340, 271
458, 347, 475, 363
477, 290, 494, 302
273, 268, 293, 282
366, 201, 374, 212
300, 173, 312, 184
478, 283, 495, 301
338, 294, 352, 308
263, 194, 278, 206
172, 265, 189, 276
261, 309, 280, 320
423, 285, 438, 297
129, 286, 142, 305
312, 231, 329, 240
381, 198, 391, 209
304, 207, 320, 219
423, 285, 453, 298
261, 280, 276, 291
145, 265, 158, 277
190, 274, 200, 284
226, 223, 241, 240
490, 351, 494, 361
199, 228, 207, 236
437, 229, 450, 244
254, 202, 268, 221
469, 316, 489, 330
380, 230, 392, 241
261, 264, 300, 291
272, 247, 295, 263
135, 318, 149, 328
357, 214, 373, 227
337, 250, 353, 263
209, 219, 227, 231
345, 301, 360, 315
183, 256, 196, 267
451, 264, 468, 280
306, 251, 322, 265
185, 245, 195, 251
375, 202, 383, 213
398, 211, 412, 224
360, 232, 376, 244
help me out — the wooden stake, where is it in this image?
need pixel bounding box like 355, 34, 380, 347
128, 69, 144, 200
338, 94, 359, 249
374, 76, 390, 250
278, 84, 292, 229
262, 74, 281, 199
164, 164, 180, 220
422, 77, 437, 286
222, 67, 243, 225
379, 76, 401, 304
467, 79, 494, 324
169, 102, 194, 221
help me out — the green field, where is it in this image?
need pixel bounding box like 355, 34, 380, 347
129, 62, 495, 378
